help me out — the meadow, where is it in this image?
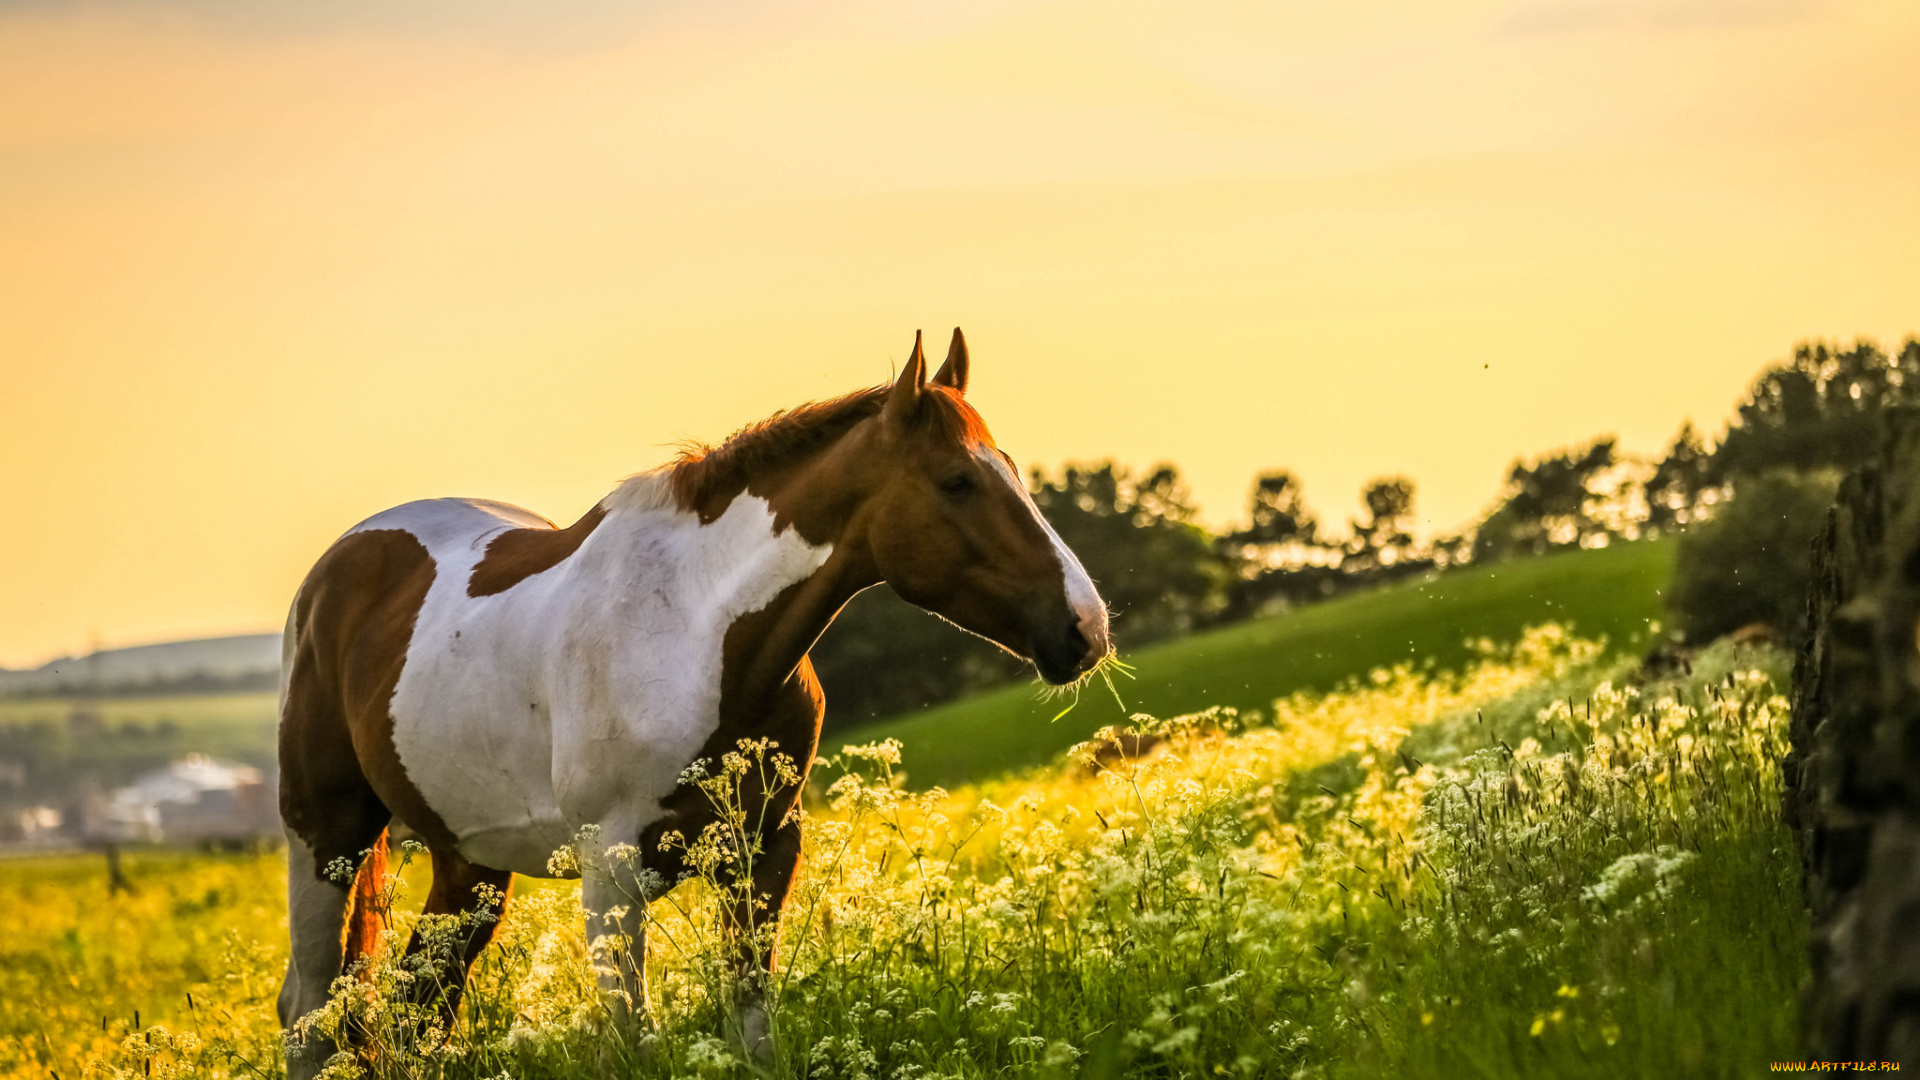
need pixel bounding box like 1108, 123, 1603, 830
0, 612, 1804, 1078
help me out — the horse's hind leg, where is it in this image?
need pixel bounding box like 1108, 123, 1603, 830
401, 846, 513, 1032
278, 685, 394, 1077
280, 816, 391, 1078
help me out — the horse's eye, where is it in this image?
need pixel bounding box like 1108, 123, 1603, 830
939, 473, 977, 499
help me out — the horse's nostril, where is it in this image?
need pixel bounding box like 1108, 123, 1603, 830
1063, 620, 1090, 660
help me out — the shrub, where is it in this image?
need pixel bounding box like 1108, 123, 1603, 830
1668, 470, 1839, 645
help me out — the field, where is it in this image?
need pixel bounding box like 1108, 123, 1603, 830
0, 594, 1808, 1077
0, 538, 1807, 1078
0, 694, 279, 731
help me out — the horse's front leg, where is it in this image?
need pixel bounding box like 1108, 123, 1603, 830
581, 859, 652, 1031
402, 846, 513, 1034
730, 814, 803, 1062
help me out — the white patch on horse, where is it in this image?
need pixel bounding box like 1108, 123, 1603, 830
978, 450, 1105, 630
360, 477, 831, 875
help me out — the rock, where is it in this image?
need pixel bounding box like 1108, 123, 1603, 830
1788, 404, 1920, 1063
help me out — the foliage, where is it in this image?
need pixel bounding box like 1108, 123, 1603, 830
1616, 338, 1919, 647
810, 591, 1021, 729
1713, 338, 1920, 480
1236, 471, 1320, 551
1340, 476, 1421, 574
1669, 470, 1841, 645
1224, 473, 1453, 619
0, 670, 279, 703
1465, 338, 1917, 576
8, 625, 1804, 1080
1472, 438, 1643, 563
1027, 462, 1233, 642
1643, 422, 1717, 536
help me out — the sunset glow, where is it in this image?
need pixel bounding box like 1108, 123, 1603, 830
3, 0, 1917, 665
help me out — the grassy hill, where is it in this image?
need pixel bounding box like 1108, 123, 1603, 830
843, 538, 1676, 789
0, 633, 280, 698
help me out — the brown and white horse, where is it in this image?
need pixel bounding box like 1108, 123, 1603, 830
275, 329, 1110, 1072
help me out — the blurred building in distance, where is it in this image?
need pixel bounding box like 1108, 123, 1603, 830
97, 754, 279, 846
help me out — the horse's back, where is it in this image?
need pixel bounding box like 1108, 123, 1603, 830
286, 497, 554, 706
345, 497, 555, 552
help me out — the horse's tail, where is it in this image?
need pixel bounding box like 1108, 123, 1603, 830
342, 827, 392, 970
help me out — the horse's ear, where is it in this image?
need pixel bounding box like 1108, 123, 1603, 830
883, 330, 928, 430
932, 327, 969, 395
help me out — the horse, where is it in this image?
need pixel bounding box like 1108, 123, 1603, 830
275, 329, 1111, 1073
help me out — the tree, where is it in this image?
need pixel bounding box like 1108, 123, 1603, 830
1245, 471, 1319, 547
1030, 462, 1233, 644
1343, 476, 1419, 574
1472, 438, 1621, 562
811, 588, 1020, 731
813, 460, 1234, 732
1219, 471, 1345, 617
1224, 471, 1322, 568
1713, 339, 1915, 480
1644, 422, 1719, 536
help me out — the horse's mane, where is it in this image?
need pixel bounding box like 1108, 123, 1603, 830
666, 382, 990, 510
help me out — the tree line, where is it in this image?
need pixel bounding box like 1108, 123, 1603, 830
814, 337, 1920, 730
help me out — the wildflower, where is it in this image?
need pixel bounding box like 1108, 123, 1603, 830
684, 1034, 736, 1073
1583, 847, 1697, 910
840, 739, 903, 766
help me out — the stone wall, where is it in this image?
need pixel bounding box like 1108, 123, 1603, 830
1788, 404, 1920, 1062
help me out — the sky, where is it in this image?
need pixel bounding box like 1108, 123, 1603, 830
1, 0, 1916, 667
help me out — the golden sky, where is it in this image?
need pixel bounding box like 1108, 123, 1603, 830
2, 0, 1916, 666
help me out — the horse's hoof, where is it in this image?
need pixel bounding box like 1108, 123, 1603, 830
738, 1001, 774, 1065
594, 1025, 657, 1072
281, 1036, 341, 1080
589, 995, 658, 1070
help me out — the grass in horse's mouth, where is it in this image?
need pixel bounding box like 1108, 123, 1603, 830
1042, 649, 1136, 722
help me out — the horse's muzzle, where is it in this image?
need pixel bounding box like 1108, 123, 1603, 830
1033, 614, 1108, 686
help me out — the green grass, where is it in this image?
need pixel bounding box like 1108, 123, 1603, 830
853, 539, 1676, 789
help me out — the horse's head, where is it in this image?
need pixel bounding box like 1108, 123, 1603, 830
855, 329, 1110, 685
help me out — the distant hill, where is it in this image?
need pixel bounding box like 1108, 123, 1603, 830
0, 633, 281, 699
